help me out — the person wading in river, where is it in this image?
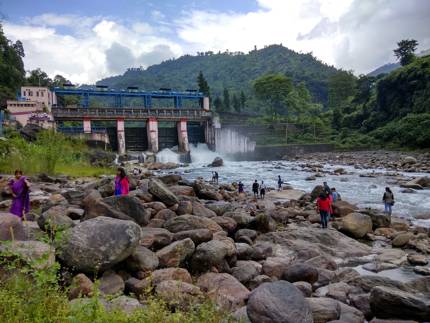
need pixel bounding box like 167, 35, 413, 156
277, 175, 283, 191
252, 180, 259, 198
8, 169, 30, 219
316, 192, 330, 229
383, 187, 394, 216
114, 167, 130, 196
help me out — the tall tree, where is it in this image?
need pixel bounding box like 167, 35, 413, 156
223, 88, 230, 111
394, 39, 418, 66
253, 73, 293, 119
197, 71, 210, 97
213, 96, 223, 112
26, 68, 52, 87
328, 71, 357, 110
232, 93, 241, 113
240, 91, 246, 110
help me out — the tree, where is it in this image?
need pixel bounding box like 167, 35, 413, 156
253, 73, 293, 119
12, 40, 25, 58
26, 68, 52, 87
213, 96, 222, 112
394, 39, 418, 66
328, 71, 357, 111
232, 94, 241, 113
240, 91, 246, 110
197, 71, 210, 97
223, 88, 230, 111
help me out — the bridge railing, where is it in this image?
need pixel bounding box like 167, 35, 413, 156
52, 107, 212, 120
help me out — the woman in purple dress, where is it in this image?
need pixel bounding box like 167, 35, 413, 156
8, 169, 30, 219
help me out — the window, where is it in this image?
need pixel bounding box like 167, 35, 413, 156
41, 92, 44, 97
36, 92, 39, 97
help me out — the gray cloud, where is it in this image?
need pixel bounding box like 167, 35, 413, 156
105, 42, 136, 74
137, 44, 175, 67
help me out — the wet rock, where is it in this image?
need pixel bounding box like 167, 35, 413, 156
197, 272, 250, 311
413, 266, 430, 276
99, 271, 125, 295
210, 157, 224, 167
407, 253, 428, 266
140, 227, 173, 250
155, 238, 195, 267
231, 260, 262, 284
191, 201, 217, 217
392, 232, 413, 247
38, 205, 75, 232
173, 229, 212, 245
68, 273, 94, 299
307, 297, 341, 323
370, 286, 430, 321
282, 263, 319, 284
164, 214, 222, 234
338, 213, 373, 238
148, 179, 179, 206
0, 212, 25, 241
155, 280, 202, 306
103, 195, 151, 226
125, 245, 159, 272
375, 249, 407, 266
247, 281, 313, 323
59, 217, 141, 273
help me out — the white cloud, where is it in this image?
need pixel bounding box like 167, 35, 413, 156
3, 0, 430, 84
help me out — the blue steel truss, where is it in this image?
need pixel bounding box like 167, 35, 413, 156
53, 87, 204, 109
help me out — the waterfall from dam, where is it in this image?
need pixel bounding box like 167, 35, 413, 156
214, 128, 256, 154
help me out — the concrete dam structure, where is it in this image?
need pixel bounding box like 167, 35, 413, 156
52, 86, 255, 156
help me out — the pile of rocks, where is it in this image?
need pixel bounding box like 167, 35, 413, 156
0, 171, 429, 322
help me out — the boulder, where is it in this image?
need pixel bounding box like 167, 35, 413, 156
360, 209, 391, 229
251, 242, 273, 260
293, 281, 312, 297
109, 295, 143, 314
402, 156, 417, 165
191, 201, 217, 218
247, 281, 313, 323
247, 275, 272, 290
155, 280, 202, 306
125, 245, 159, 272
99, 271, 125, 295
0, 240, 55, 269
349, 293, 372, 320
407, 253, 428, 266
190, 239, 232, 273
62, 190, 85, 206
177, 201, 193, 215
210, 157, 224, 167
282, 263, 319, 284
338, 302, 365, 323
0, 212, 25, 241
225, 211, 255, 227
212, 216, 237, 233
262, 256, 294, 279
205, 201, 233, 216
232, 306, 252, 323
370, 286, 430, 321
231, 260, 262, 284
173, 229, 212, 245
68, 273, 94, 299
236, 242, 254, 260
307, 297, 341, 323
163, 214, 222, 233
103, 195, 151, 226
158, 174, 182, 185
169, 185, 195, 197
140, 227, 173, 250
392, 232, 413, 248
235, 229, 257, 241
375, 249, 407, 266
148, 179, 179, 206
149, 268, 193, 285
66, 207, 85, 220
339, 213, 373, 238
153, 208, 176, 221
38, 205, 75, 232
156, 238, 195, 268
197, 273, 250, 311
332, 200, 357, 217
310, 185, 324, 201
59, 217, 141, 273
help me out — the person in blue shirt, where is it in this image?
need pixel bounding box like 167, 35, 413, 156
331, 187, 340, 203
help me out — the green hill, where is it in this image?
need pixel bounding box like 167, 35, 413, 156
97, 45, 340, 106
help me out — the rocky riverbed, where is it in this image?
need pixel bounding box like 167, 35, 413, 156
0, 162, 430, 322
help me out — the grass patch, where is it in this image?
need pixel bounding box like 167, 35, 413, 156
55, 162, 114, 177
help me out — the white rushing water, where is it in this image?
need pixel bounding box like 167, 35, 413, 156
215, 128, 256, 154
156, 148, 180, 164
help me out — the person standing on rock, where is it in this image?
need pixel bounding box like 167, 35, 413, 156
331, 187, 340, 202
214, 171, 219, 184
323, 181, 331, 195
260, 181, 266, 199
383, 187, 394, 215
238, 181, 244, 194
277, 175, 283, 191
316, 192, 330, 229
252, 180, 259, 198
8, 169, 30, 219
114, 167, 129, 196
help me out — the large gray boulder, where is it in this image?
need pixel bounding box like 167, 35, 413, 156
125, 245, 159, 272
0, 212, 25, 241
246, 281, 313, 323
164, 214, 222, 233
148, 179, 179, 206
0, 240, 55, 269
38, 205, 75, 232
140, 227, 173, 250
190, 239, 231, 273
282, 263, 319, 284
231, 260, 262, 284
338, 212, 373, 238
307, 297, 341, 323
103, 195, 151, 226
156, 238, 195, 267
370, 285, 430, 321
59, 216, 141, 273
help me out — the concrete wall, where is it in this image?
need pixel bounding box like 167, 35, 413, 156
226, 143, 335, 161
21, 86, 56, 110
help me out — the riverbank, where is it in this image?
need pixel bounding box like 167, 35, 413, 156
0, 158, 429, 322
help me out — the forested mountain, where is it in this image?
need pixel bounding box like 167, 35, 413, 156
97, 45, 339, 106
368, 63, 400, 77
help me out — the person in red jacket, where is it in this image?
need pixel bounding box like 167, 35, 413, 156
316, 192, 331, 229
114, 167, 129, 196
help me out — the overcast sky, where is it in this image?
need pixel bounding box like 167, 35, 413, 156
1, 0, 429, 84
